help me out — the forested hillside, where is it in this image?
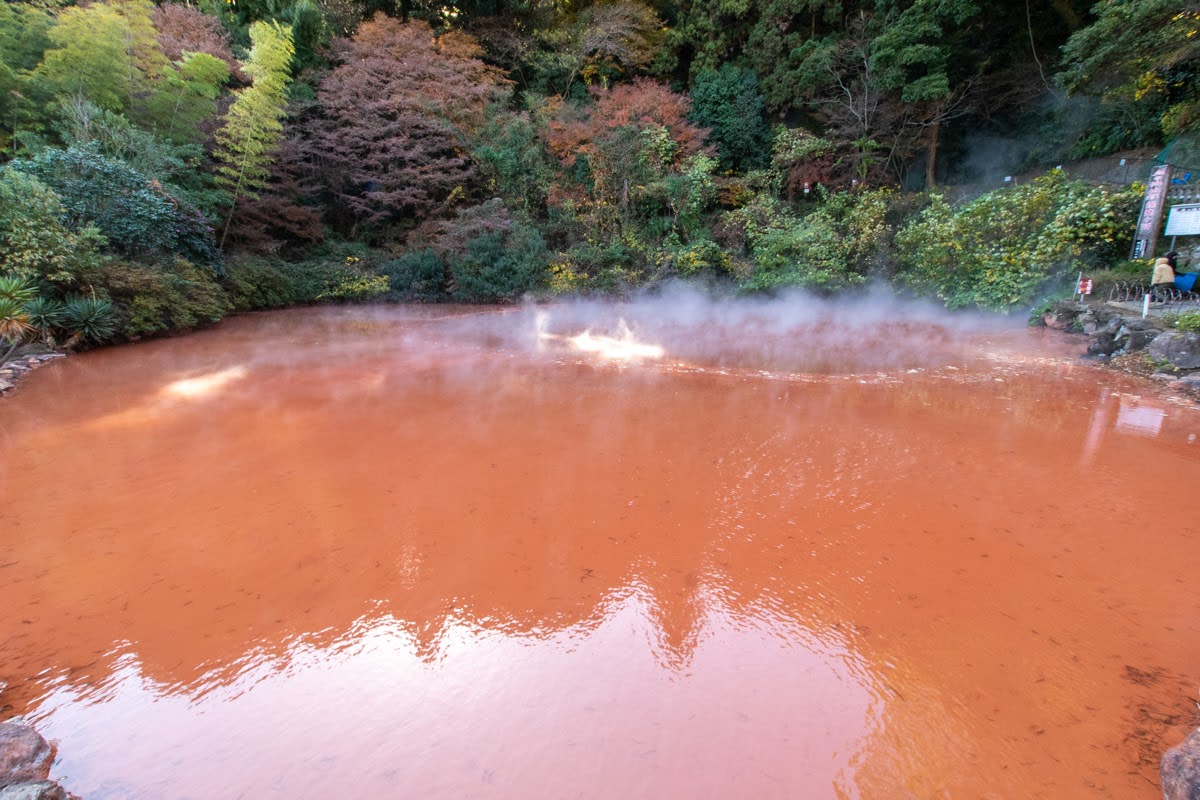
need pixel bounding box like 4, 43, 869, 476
1, 0, 1196, 345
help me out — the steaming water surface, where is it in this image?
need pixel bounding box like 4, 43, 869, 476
1, 300, 1198, 799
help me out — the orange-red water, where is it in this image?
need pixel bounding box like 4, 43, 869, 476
1, 304, 1199, 799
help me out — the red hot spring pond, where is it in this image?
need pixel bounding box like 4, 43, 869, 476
1, 299, 1199, 799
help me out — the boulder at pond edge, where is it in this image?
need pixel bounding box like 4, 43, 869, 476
1162, 727, 1200, 800
1148, 332, 1200, 370
0, 724, 51, 786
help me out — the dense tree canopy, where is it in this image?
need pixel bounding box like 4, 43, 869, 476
0, 0, 1184, 346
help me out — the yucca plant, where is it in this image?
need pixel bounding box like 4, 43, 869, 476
0, 277, 36, 363
23, 296, 66, 346
62, 296, 116, 345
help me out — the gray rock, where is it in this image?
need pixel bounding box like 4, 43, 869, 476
1178, 373, 1200, 387
1087, 332, 1119, 356
1148, 332, 1200, 369
0, 380, 13, 392
1162, 728, 1200, 800
0, 724, 52, 786
1152, 373, 1179, 381
0, 782, 68, 800
1120, 330, 1158, 352
1042, 312, 1071, 330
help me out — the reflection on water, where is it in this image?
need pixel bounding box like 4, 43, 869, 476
160, 365, 248, 399
1, 301, 1199, 799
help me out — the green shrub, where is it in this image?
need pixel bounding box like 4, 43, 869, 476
450, 223, 549, 302
0, 169, 108, 286
734, 189, 894, 293
380, 249, 446, 302
97, 258, 231, 338
1174, 312, 1200, 333
895, 172, 1141, 310
23, 295, 64, 343
559, 239, 643, 293
655, 237, 734, 281
316, 273, 389, 301
223, 257, 304, 310
225, 252, 385, 309
8, 144, 221, 266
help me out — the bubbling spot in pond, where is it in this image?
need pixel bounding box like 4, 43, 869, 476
160, 366, 248, 399
536, 312, 665, 362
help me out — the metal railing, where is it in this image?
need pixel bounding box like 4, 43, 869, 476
1108, 282, 1200, 309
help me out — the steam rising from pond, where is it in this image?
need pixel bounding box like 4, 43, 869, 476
535, 312, 666, 362
440, 285, 1027, 377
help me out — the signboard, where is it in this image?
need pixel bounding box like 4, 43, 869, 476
1131, 164, 1171, 259
1165, 203, 1200, 237
1077, 277, 1093, 296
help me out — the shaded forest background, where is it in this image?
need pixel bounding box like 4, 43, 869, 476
1, 0, 1197, 346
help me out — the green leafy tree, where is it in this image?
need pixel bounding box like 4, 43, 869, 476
688, 65, 771, 171
1061, 0, 1200, 142
472, 108, 555, 215
733, 188, 894, 292
143, 52, 230, 146
11, 145, 177, 256
0, 2, 53, 153
33, 0, 167, 120
32, 3, 134, 113
658, 0, 754, 79
212, 21, 295, 247
896, 173, 1141, 309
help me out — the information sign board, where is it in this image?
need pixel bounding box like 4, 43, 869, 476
1165, 203, 1200, 237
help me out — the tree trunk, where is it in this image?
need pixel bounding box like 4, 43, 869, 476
925, 121, 940, 189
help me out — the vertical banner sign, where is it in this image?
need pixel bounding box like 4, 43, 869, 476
1131, 164, 1171, 259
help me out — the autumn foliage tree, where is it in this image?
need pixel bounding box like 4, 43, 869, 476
152, 4, 243, 82
547, 79, 714, 236
311, 15, 510, 238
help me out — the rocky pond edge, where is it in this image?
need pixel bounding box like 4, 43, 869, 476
0, 722, 76, 800
0, 353, 66, 396
1041, 300, 1200, 401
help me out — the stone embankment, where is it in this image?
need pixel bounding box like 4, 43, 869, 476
1042, 302, 1200, 393
0, 354, 65, 396
0, 723, 75, 800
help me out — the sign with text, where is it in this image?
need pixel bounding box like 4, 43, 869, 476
1131, 164, 1171, 259
1165, 203, 1200, 237
1077, 277, 1093, 296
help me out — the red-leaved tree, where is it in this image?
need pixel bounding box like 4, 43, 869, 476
152, 4, 243, 80
546, 79, 713, 234
225, 131, 325, 254
311, 15, 511, 237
